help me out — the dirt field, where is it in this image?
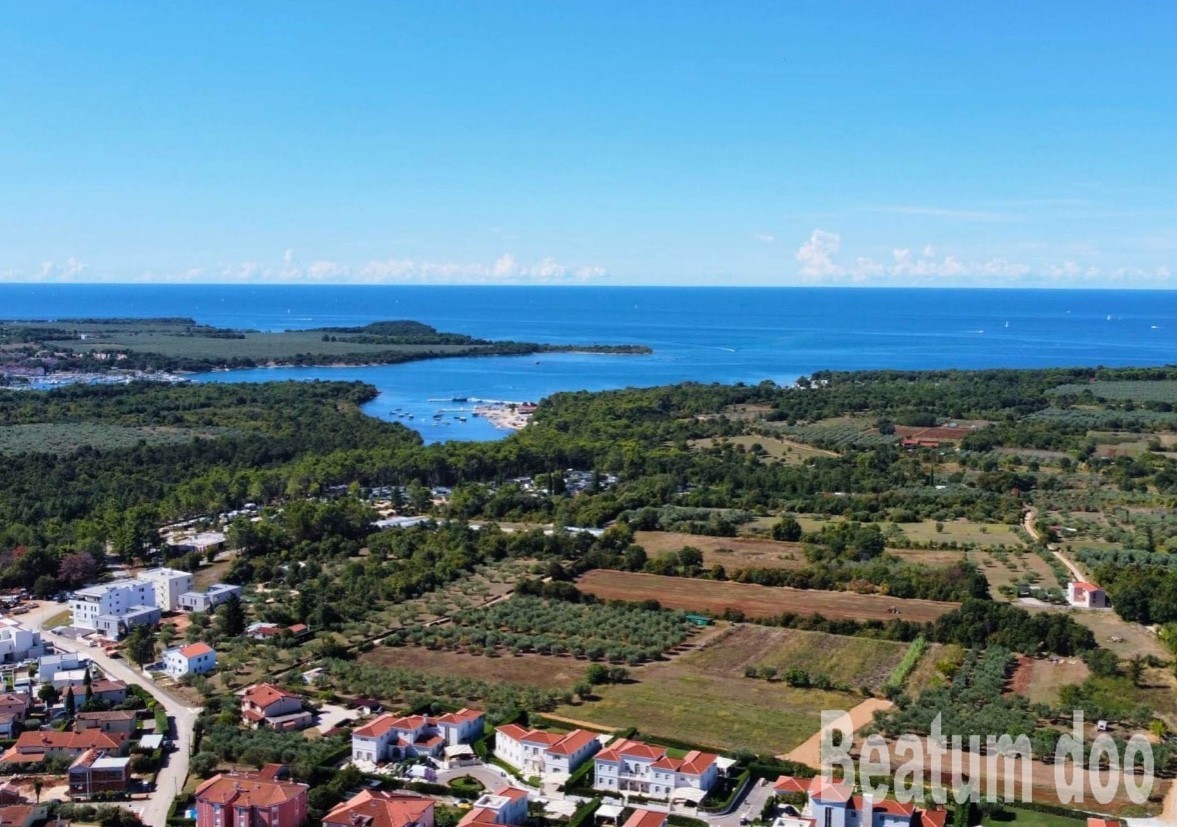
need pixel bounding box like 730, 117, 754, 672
898, 519, 1024, 548
635, 531, 806, 570
358, 645, 584, 692
971, 548, 1062, 596
576, 570, 958, 623
1008, 654, 1091, 705
690, 434, 837, 465
687, 624, 909, 689
1024, 604, 1169, 660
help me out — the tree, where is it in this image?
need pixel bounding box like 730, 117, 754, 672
217, 595, 246, 638
585, 663, 609, 685
64, 686, 76, 719
38, 683, 58, 707
772, 516, 803, 542
125, 625, 158, 668
58, 551, 99, 589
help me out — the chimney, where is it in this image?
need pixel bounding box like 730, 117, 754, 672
861, 793, 874, 827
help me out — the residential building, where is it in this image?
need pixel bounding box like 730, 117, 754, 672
95, 605, 162, 640
162, 642, 217, 678
51, 668, 92, 691
195, 765, 308, 827
178, 583, 242, 613
322, 790, 434, 827
457, 787, 528, 827
593, 738, 719, 801
0, 730, 127, 767
137, 567, 195, 612
0, 716, 17, 740
623, 810, 668, 827
352, 708, 484, 764
241, 684, 312, 731
772, 778, 947, 827
0, 803, 48, 827
69, 580, 156, 631
0, 695, 30, 723
0, 620, 42, 664
67, 680, 128, 706
494, 724, 601, 777
1068, 581, 1109, 609
38, 653, 83, 685
68, 749, 133, 799
75, 710, 138, 735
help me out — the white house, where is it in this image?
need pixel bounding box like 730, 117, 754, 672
240, 683, 312, 731
772, 777, 947, 827
352, 708, 484, 764
495, 724, 601, 777
38, 653, 84, 685
137, 568, 195, 612
457, 787, 529, 827
95, 605, 160, 640
0, 619, 43, 664
161, 642, 217, 678
177, 583, 242, 613
593, 738, 719, 801
69, 580, 155, 631
1068, 581, 1109, 609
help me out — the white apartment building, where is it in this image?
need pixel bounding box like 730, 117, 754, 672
69, 580, 156, 631
0, 619, 43, 664
137, 567, 195, 612
494, 725, 601, 778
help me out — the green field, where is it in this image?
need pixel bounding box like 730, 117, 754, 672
1052, 380, 1177, 402
0, 422, 234, 455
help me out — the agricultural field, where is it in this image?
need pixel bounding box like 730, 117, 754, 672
359, 645, 584, 692
385, 595, 695, 663
896, 519, 1024, 549
689, 434, 837, 465
575, 570, 958, 623
0, 422, 234, 455
555, 649, 855, 755
769, 416, 898, 450
1052, 380, 1177, 403
967, 548, 1061, 598
635, 531, 805, 571
687, 624, 910, 690
1007, 654, 1091, 706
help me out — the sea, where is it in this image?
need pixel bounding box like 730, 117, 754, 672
5, 283, 1177, 444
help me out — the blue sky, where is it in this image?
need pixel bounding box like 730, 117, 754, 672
2, 2, 1175, 287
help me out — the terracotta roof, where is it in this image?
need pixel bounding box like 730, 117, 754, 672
288, 623, 309, 634
495, 786, 528, 802
596, 738, 665, 763
69, 680, 126, 697
354, 713, 420, 738
1072, 582, 1102, 593
196, 771, 307, 808
180, 642, 214, 658
436, 707, 483, 725
773, 775, 810, 794
851, 795, 915, 817
547, 729, 599, 756
243, 683, 302, 709
457, 807, 498, 827
10, 730, 123, 752
623, 810, 668, 827
495, 724, 530, 741
916, 809, 949, 827
808, 778, 853, 803
1086, 820, 1122, 827
0, 805, 35, 827
76, 710, 137, 722
323, 790, 434, 827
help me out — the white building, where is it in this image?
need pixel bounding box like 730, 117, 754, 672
494, 724, 601, 778
1068, 581, 1109, 609
772, 777, 945, 827
457, 787, 529, 827
0, 618, 43, 664
593, 738, 719, 801
38, 653, 84, 685
95, 605, 161, 640
352, 708, 484, 764
177, 583, 242, 613
137, 567, 195, 612
162, 642, 217, 678
69, 580, 155, 631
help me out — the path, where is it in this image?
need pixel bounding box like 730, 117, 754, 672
779, 698, 893, 769
1024, 508, 1086, 583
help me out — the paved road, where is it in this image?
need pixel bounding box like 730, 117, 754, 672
28, 603, 200, 827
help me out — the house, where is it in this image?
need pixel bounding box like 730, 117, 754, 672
0, 730, 127, 767
0, 620, 42, 664
457, 787, 528, 827
351, 708, 484, 764
593, 738, 719, 801
162, 642, 217, 678
1068, 581, 1109, 609
495, 724, 601, 777
247, 622, 310, 641
68, 749, 133, 799
51, 668, 92, 692
0, 803, 48, 827
623, 810, 668, 827
68, 679, 128, 706
69, 580, 156, 631
1087, 819, 1124, 827
75, 710, 139, 735
137, 567, 195, 612
0, 695, 30, 723
178, 583, 242, 613
0, 717, 17, 740
196, 765, 308, 827
38, 653, 84, 685
772, 778, 948, 827
241, 684, 312, 731
322, 790, 434, 827
167, 531, 227, 557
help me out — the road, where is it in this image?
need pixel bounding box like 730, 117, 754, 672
26, 602, 201, 827
1023, 508, 1087, 584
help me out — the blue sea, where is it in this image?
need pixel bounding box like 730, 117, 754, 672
5, 284, 1177, 444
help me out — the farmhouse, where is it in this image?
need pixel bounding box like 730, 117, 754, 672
241, 683, 312, 731
494, 724, 601, 777
1068, 581, 1109, 609
195, 765, 308, 827
593, 738, 719, 801
162, 642, 217, 678
322, 790, 434, 827
351, 708, 484, 764
457, 787, 528, 827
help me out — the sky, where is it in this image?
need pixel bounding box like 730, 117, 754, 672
2, 2, 1176, 288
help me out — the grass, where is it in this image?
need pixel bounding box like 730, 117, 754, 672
689, 434, 837, 465
1008, 654, 1091, 705
635, 531, 805, 571
883, 636, 927, 691
575, 570, 958, 623
42, 610, 72, 629
981, 807, 1086, 826
357, 645, 586, 692
688, 624, 909, 690
898, 519, 1024, 548
0, 422, 234, 455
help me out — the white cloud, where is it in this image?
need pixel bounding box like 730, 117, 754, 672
37, 257, 88, 280
795, 229, 842, 278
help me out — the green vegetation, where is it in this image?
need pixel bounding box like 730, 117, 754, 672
884, 635, 927, 692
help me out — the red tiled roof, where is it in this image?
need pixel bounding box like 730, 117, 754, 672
323, 790, 434, 827
242, 683, 301, 709
69, 680, 126, 697
0, 805, 36, 827
11, 730, 123, 753
623, 810, 668, 827
808, 778, 853, 803
436, 707, 483, 725
596, 738, 665, 763
548, 729, 598, 756
916, 809, 949, 827
495, 786, 528, 802
457, 807, 497, 827
851, 795, 915, 817
773, 775, 809, 794
180, 642, 214, 658
1072, 582, 1102, 593
196, 772, 307, 808
1086, 820, 1123, 827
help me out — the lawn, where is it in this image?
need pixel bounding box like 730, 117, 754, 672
981, 807, 1086, 826
576, 570, 958, 623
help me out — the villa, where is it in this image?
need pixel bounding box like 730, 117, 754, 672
352, 708, 484, 764
771, 777, 947, 827
323, 791, 434, 827
593, 738, 720, 801
494, 724, 601, 778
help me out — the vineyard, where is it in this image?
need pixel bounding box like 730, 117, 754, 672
778, 417, 897, 450
384, 596, 694, 663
